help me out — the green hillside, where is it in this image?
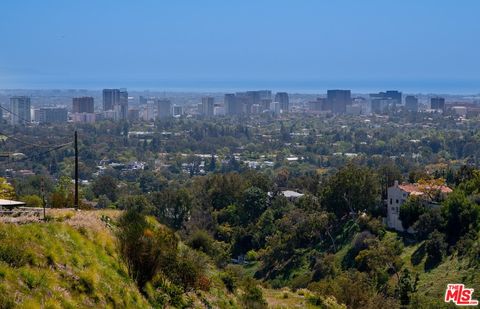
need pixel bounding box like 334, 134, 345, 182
0, 211, 149, 308
401, 237, 480, 307
0, 210, 242, 309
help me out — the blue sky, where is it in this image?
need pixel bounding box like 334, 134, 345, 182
1, 0, 479, 91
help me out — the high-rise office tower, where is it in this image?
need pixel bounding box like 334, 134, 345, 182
260, 99, 272, 112
257, 90, 272, 101
73, 97, 94, 113
173, 105, 183, 117
142, 102, 155, 121
10, 96, 31, 125
37, 108, 68, 124
235, 92, 251, 114
243, 90, 271, 114
405, 95, 419, 112
224, 94, 237, 115
201, 96, 214, 117
270, 101, 281, 115
431, 97, 445, 111
370, 90, 402, 114
156, 99, 172, 118
308, 98, 328, 112
119, 88, 128, 120
275, 92, 289, 112
102, 88, 128, 120
139, 96, 148, 105
384, 91, 402, 106
102, 89, 120, 111
327, 90, 351, 114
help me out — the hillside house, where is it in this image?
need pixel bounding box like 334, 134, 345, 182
387, 180, 452, 232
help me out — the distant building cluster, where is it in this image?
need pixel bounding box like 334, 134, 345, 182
224, 90, 288, 116
72, 96, 95, 123
2, 87, 480, 126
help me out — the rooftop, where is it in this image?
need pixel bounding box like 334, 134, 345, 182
0, 199, 26, 207
396, 182, 453, 195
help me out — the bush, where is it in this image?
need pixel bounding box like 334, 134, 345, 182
187, 230, 215, 255
221, 265, 246, 293
187, 229, 230, 267
424, 230, 447, 270
308, 271, 382, 309
312, 253, 337, 281
342, 231, 375, 269
442, 190, 480, 244
240, 278, 267, 309
412, 208, 444, 241
289, 273, 312, 290
117, 207, 178, 288
245, 250, 257, 262
399, 196, 425, 230
145, 274, 187, 308
358, 215, 385, 237
170, 247, 210, 291
20, 194, 43, 208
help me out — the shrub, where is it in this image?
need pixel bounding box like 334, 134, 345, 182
221, 265, 246, 293
399, 196, 425, 230
308, 271, 376, 309
145, 273, 187, 308
221, 273, 236, 293
20, 194, 43, 208
358, 215, 385, 237
424, 230, 447, 270
240, 278, 267, 309
170, 247, 209, 291
312, 253, 337, 281
187, 229, 230, 267
289, 273, 312, 290
245, 250, 257, 262
117, 207, 178, 288
412, 208, 444, 241
187, 230, 215, 255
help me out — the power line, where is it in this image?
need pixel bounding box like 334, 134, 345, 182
0, 105, 31, 125
0, 142, 72, 166
0, 130, 65, 148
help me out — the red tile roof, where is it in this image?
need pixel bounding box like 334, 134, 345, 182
398, 183, 452, 195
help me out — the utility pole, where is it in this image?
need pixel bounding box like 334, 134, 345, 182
41, 177, 46, 221
74, 131, 79, 211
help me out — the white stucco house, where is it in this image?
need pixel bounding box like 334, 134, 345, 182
386, 180, 452, 232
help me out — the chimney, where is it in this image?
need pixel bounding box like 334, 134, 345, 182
394, 180, 399, 187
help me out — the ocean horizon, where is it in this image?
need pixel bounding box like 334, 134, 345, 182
1, 78, 479, 95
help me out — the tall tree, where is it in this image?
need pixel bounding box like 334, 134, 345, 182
0, 177, 16, 200
322, 163, 380, 217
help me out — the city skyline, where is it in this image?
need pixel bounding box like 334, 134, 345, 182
1, 1, 480, 93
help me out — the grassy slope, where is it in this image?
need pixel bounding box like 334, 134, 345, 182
0, 210, 150, 308
263, 288, 345, 309
0, 210, 242, 309
12, 209, 475, 308
400, 239, 480, 303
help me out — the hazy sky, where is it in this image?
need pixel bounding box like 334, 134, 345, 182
1, 0, 479, 90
